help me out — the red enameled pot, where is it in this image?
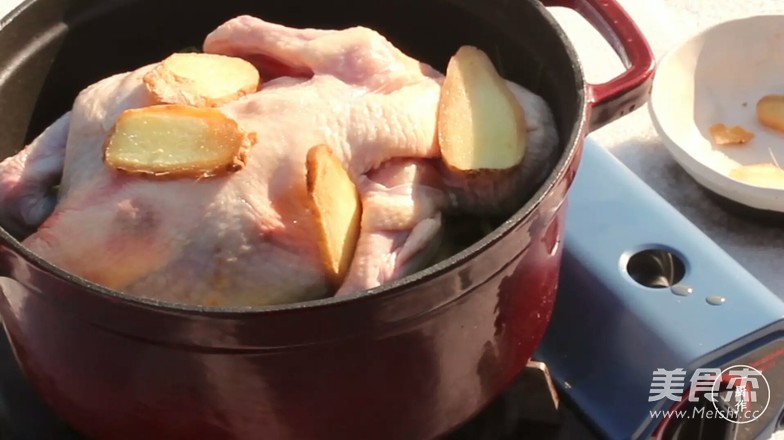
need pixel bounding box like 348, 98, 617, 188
0, 0, 653, 438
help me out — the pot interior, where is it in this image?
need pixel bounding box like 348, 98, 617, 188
0, 0, 584, 301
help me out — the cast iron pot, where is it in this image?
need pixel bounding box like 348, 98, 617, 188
0, 0, 653, 439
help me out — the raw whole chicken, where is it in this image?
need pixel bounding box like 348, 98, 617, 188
0, 16, 558, 306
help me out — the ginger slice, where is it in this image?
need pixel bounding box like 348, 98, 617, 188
144, 53, 260, 107
757, 95, 784, 133
104, 104, 254, 178
709, 123, 755, 146
437, 46, 527, 173
306, 145, 362, 286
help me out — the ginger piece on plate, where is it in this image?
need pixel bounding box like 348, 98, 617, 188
437, 46, 527, 174
306, 145, 362, 286
104, 104, 254, 178
144, 53, 260, 107
729, 163, 784, 190
709, 123, 754, 146
757, 95, 784, 132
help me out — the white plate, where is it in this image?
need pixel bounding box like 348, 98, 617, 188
650, 15, 784, 213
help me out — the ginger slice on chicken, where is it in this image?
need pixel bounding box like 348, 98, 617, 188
144, 53, 261, 107
438, 46, 527, 173
104, 105, 255, 178
306, 144, 362, 286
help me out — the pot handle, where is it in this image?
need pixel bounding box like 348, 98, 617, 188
541, 0, 655, 131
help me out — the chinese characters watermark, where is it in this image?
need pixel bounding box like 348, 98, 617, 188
647, 364, 770, 424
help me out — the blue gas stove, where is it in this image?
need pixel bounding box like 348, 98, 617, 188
535, 139, 784, 440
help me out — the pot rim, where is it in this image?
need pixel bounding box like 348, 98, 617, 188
0, 0, 588, 315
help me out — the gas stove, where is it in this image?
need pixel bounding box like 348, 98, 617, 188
535, 139, 784, 440
0, 139, 782, 440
